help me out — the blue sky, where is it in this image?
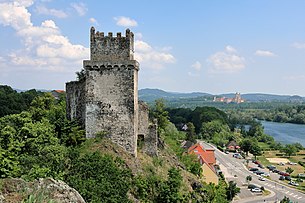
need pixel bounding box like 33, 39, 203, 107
1, 0, 305, 96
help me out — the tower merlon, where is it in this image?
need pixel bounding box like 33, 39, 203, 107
90, 27, 134, 61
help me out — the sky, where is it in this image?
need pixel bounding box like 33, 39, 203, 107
1, 0, 305, 96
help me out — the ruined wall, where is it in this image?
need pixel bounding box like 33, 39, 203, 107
146, 122, 158, 156
138, 101, 158, 156
138, 101, 149, 136
66, 80, 86, 127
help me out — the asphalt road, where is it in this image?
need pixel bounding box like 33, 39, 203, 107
199, 141, 305, 203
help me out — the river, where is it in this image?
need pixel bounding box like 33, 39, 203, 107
261, 120, 305, 146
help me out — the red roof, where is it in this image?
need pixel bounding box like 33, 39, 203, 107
53, 90, 65, 93
188, 143, 216, 166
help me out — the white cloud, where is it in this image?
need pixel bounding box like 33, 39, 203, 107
70, 2, 87, 16
114, 16, 138, 27
134, 39, 175, 70
225, 45, 237, 53
208, 45, 245, 73
89, 17, 99, 25
255, 50, 276, 57
0, 0, 89, 73
191, 61, 201, 71
134, 40, 152, 52
0, 2, 32, 30
292, 42, 305, 49
35, 5, 68, 18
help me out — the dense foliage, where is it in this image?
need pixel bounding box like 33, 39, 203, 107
0, 85, 43, 117
253, 105, 305, 124
167, 106, 228, 133
0, 93, 134, 202
67, 151, 132, 203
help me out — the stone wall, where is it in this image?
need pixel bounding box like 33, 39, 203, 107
83, 61, 139, 155
138, 101, 158, 156
66, 27, 158, 157
66, 80, 86, 127
146, 121, 158, 156
138, 101, 149, 136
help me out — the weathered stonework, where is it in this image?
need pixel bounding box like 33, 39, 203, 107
66, 27, 157, 157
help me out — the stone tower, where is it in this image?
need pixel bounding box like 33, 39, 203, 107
66, 27, 140, 156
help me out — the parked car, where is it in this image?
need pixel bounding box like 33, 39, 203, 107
272, 169, 280, 173
298, 173, 305, 178
233, 153, 243, 159
253, 160, 260, 165
285, 176, 291, 181
267, 165, 276, 170
251, 188, 262, 193
248, 184, 259, 189
259, 176, 266, 181
288, 162, 297, 165
255, 171, 265, 175
278, 171, 289, 176
249, 167, 259, 172
289, 181, 299, 186
282, 172, 290, 177
261, 173, 270, 177
279, 162, 285, 166
279, 176, 285, 180
258, 164, 265, 169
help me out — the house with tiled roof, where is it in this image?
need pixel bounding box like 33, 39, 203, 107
188, 143, 219, 184
51, 90, 65, 100
226, 140, 240, 152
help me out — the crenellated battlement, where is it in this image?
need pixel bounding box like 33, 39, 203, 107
90, 27, 134, 61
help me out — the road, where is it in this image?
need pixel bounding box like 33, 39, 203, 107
199, 141, 305, 203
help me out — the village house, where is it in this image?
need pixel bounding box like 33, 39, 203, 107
188, 143, 219, 185
226, 140, 240, 152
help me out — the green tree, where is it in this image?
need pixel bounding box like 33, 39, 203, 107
250, 142, 262, 160
192, 106, 228, 133
280, 196, 290, 203
239, 138, 252, 155
67, 151, 132, 203
186, 122, 196, 143
157, 168, 183, 203
200, 120, 230, 140
246, 175, 252, 185
226, 181, 240, 201
247, 121, 264, 137
281, 144, 298, 157
151, 99, 169, 133
285, 167, 294, 175
240, 138, 261, 157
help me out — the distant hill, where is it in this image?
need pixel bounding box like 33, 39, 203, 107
139, 88, 212, 102
139, 88, 305, 103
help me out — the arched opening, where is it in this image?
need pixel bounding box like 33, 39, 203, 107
137, 134, 145, 150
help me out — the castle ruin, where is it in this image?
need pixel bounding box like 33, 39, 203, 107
66, 27, 157, 157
